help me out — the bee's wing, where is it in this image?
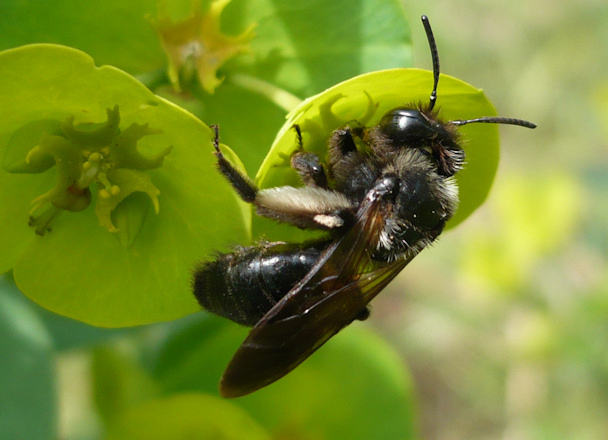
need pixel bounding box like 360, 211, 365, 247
219, 185, 416, 398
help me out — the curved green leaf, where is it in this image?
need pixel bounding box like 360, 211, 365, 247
254, 68, 500, 241
0, 0, 165, 74
152, 316, 416, 440
0, 0, 412, 97
239, 324, 416, 440
0, 0, 412, 177
227, 0, 412, 96
104, 393, 271, 440
0, 44, 250, 326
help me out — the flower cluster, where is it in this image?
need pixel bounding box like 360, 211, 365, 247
152, 0, 256, 94
4, 106, 172, 241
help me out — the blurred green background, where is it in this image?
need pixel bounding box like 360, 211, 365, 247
399, 2, 608, 439
1, 0, 607, 439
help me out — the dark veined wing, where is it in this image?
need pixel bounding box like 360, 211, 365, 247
220, 179, 418, 398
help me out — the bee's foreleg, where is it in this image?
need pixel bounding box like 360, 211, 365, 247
210, 124, 258, 203
289, 124, 330, 189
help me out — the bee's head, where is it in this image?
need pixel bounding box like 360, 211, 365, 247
374, 15, 535, 177
377, 105, 464, 176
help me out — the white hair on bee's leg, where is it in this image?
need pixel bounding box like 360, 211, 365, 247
313, 214, 344, 228
255, 186, 352, 229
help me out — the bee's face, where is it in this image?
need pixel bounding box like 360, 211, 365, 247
376, 106, 465, 177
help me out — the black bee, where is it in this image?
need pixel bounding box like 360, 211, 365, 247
193, 15, 536, 398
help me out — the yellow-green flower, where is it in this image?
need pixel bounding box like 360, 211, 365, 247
152, 0, 256, 94
7, 106, 172, 239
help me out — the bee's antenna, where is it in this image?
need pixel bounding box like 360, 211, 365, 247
421, 15, 536, 130
451, 117, 537, 129
421, 15, 440, 112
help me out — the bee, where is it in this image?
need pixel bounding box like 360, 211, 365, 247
193, 15, 536, 398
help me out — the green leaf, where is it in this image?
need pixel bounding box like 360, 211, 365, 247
0, 0, 165, 75
227, 0, 412, 96
3, 119, 62, 173
152, 316, 249, 394
0, 274, 56, 439
160, 0, 413, 173
239, 324, 416, 440
0, 0, 411, 97
104, 393, 271, 440
92, 346, 159, 424
3, 275, 137, 350
0, 0, 412, 177
152, 316, 416, 440
254, 68, 500, 241
0, 44, 250, 326
181, 81, 293, 177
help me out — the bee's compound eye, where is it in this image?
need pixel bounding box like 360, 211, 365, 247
379, 108, 435, 147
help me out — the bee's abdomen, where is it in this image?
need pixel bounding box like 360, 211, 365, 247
193, 240, 329, 326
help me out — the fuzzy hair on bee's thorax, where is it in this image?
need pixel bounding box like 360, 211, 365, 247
361, 147, 459, 262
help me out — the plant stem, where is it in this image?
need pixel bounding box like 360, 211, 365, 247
228, 73, 302, 113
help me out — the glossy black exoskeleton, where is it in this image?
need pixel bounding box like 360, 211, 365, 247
194, 240, 329, 327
